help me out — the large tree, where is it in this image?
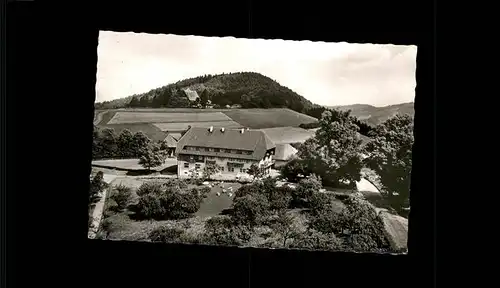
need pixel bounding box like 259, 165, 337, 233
200, 90, 209, 107
202, 162, 220, 180
138, 143, 167, 171
298, 109, 363, 188
117, 129, 135, 158
131, 131, 151, 155
363, 114, 414, 214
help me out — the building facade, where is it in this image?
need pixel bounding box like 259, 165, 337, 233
175, 127, 276, 181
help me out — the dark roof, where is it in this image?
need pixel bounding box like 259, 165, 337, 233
176, 127, 275, 160
274, 144, 298, 161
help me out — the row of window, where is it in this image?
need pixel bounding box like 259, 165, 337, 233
183, 162, 246, 173
205, 156, 253, 163
185, 146, 253, 155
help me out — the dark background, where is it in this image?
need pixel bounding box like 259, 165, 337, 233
5, 1, 435, 287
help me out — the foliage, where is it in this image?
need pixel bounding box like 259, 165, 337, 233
138, 142, 167, 171
92, 126, 153, 160
136, 181, 164, 197
89, 171, 107, 205
363, 114, 414, 214
298, 109, 363, 188
247, 163, 265, 181
149, 226, 185, 243
269, 186, 293, 211
103, 198, 119, 218
299, 122, 320, 129
110, 184, 132, 211
135, 182, 204, 220
308, 191, 334, 216
269, 211, 301, 247
231, 193, 271, 227
202, 216, 252, 246
289, 229, 343, 251
291, 174, 322, 208
280, 159, 310, 183
309, 195, 390, 252
202, 162, 220, 180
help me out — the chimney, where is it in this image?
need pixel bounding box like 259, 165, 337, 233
208, 126, 214, 132
221, 127, 225, 133
240, 128, 245, 134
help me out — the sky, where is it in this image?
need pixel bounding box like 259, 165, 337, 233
96, 31, 417, 107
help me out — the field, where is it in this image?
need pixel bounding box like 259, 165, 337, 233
153, 120, 242, 132
108, 111, 233, 124
223, 109, 318, 129
260, 127, 315, 144
96, 108, 318, 130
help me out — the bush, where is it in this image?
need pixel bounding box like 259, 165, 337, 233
164, 179, 188, 190
289, 229, 343, 251
110, 184, 132, 210
136, 193, 166, 219
103, 198, 119, 218
202, 216, 252, 246
269, 186, 293, 210
136, 181, 163, 197
309, 195, 391, 252
231, 193, 270, 227
149, 226, 185, 243
199, 186, 211, 198
136, 185, 203, 220
308, 192, 332, 216
291, 174, 322, 208
280, 159, 309, 183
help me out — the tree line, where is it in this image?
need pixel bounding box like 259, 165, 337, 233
92, 126, 169, 170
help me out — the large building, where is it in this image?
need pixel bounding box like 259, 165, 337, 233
175, 126, 276, 181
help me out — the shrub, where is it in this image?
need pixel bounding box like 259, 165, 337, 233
110, 184, 132, 210
291, 174, 322, 208
231, 193, 270, 227
308, 192, 332, 216
309, 195, 391, 252
202, 216, 252, 246
136, 193, 166, 219
136, 185, 203, 220
164, 179, 188, 190
103, 198, 119, 217
289, 229, 343, 251
269, 186, 293, 210
280, 159, 309, 183
199, 186, 211, 198
149, 226, 185, 243
136, 181, 163, 197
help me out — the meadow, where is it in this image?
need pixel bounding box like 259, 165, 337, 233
259, 126, 315, 144
108, 111, 233, 124
153, 120, 242, 132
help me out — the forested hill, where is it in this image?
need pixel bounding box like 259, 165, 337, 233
95, 72, 327, 119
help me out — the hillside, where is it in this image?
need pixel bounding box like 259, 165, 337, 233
95, 72, 325, 119
331, 102, 414, 126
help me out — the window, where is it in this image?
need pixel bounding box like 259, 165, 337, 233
236, 150, 242, 154
220, 167, 224, 172
228, 167, 235, 172
225, 149, 231, 153
240, 168, 245, 173
184, 163, 189, 168
206, 160, 216, 165
209, 148, 214, 152
195, 164, 201, 170
214, 148, 220, 152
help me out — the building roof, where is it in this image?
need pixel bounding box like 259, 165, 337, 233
183, 88, 199, 102
176, 127, 275, 160
169, 133, 182, 141
260, 126, 315, 145
164, 134, 178, 148
274, 144, 298, 161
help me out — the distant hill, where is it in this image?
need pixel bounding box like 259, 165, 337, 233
330, 102, 414, 126
95, 72, 326, 119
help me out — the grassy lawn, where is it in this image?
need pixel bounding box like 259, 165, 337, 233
152, 120, 242, 132
92, 158, 178, 171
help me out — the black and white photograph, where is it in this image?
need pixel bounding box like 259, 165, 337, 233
88, 31, 415, 254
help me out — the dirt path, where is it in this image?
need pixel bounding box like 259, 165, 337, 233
88, 174, 118, 239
